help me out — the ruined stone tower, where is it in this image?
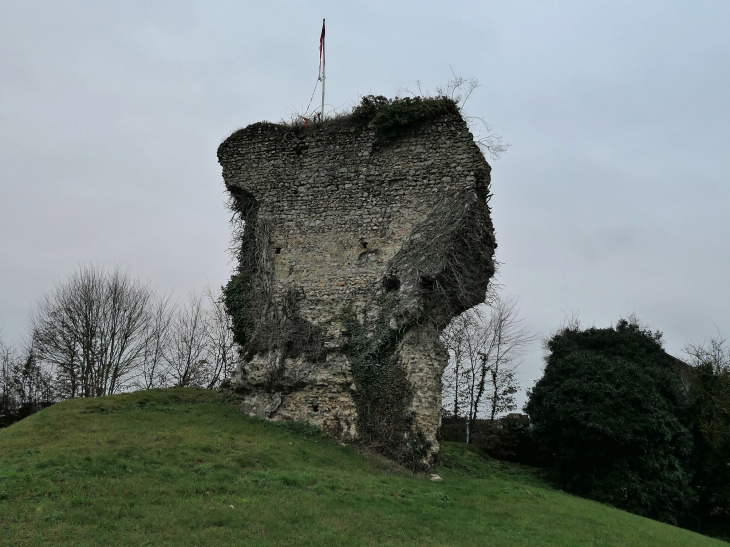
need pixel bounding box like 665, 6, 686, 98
218, 98, 496, 468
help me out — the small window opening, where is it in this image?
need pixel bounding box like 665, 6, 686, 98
421, 276, 438, 292
383, 276, 401, 292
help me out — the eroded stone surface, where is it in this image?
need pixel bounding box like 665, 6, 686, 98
217, 112, 496, 468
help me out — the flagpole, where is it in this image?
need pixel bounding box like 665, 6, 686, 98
320, 19, 325, 120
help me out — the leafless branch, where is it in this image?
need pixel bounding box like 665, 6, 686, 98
31, 265, 161, 398
441, 289, 534, 438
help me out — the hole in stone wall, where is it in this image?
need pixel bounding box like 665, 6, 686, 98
360, 240, 368, 249
357, 249, 380, 265
312, 403, 319, 412
383, 276, 401, 292
420, 276, 438, 292
293, 142, 308, 156
275, 247, 282, 254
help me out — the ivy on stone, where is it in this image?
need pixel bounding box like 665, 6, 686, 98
341, 299, 430, 470
351, 95, 460, 143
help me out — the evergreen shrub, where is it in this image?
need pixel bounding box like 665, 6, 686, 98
351, 95, 459, 142
525, 319, 695, 525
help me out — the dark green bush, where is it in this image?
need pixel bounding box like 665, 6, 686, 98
222, 187, 262, 349
685, 349, 730, 537
525, 319, 695, 525
351, 95, 460, 142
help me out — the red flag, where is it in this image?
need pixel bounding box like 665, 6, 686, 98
319, 19, 325, 59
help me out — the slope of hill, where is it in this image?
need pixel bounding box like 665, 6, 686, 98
0, 388, 723, 546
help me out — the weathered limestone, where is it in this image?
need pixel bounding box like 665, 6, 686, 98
217, 110, 496, 468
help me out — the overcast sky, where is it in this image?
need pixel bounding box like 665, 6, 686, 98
1, 1, 728, 406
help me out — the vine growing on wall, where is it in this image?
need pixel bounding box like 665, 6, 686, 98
222, 186, 266, 350
340, 298, 432, 470
351, 95, 459, 143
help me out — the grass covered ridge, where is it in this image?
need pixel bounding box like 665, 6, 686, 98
0, 388, 723, 546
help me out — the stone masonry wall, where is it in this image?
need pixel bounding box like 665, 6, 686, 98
217, 111, 496, 469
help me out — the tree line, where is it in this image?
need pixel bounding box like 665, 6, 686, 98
0, 265, 237, 427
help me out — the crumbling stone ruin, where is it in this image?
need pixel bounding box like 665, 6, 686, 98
217, 97, 496, 469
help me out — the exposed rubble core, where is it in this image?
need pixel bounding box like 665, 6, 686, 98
217, 104, 496, 469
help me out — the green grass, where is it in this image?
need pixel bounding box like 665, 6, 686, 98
0, 388, 723, 546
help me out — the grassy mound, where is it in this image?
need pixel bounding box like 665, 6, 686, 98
0, 388, 723, 546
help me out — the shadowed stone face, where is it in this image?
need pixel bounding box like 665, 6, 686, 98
217, 112, 496, 469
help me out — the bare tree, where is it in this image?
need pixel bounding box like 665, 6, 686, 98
400, 71, 510, 160
436, 73, 510, 161
136, 294, 175, 390
480, 296, 533, 421
441, 304, 489, 419
165, 290, 210, 387
136, 287, 238, 390
685, 334, 730, 373
31, 265, 163, 398
441, 290, 533, 441
203, 286, 238, 389
14, 264, 240, 405
0, 337, 16, 418
1, 337, 55, 425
